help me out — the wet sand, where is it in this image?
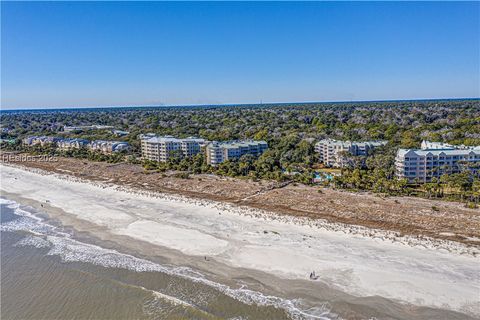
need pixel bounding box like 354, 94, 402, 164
1, 203, 294, 320
1, 164, 479, 319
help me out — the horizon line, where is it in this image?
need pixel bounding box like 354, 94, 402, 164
1, 97, 479, 112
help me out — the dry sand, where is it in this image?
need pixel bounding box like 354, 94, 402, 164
1, 163, 479, 317
2, 154, 479, 247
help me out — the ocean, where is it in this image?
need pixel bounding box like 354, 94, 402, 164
0, 198, 334, 320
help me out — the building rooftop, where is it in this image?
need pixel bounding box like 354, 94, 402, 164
421, 140, 456, 150
397, 148, 479, 157
316, 138, 387, 147
209, 140, 268, 148
398, 141, 480, 157
112, 130, 129, 135
141, 135, 205, 143
91, 140, 128, 145
420, 140, 477, 151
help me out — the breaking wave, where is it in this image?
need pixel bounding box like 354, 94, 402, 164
1, 198, 337, 320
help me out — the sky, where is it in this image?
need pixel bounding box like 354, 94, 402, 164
1, 1, 479, 109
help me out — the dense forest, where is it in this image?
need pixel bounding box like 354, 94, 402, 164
1, 99, 479, 203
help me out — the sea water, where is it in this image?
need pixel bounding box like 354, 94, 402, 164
0, 198, 335, 320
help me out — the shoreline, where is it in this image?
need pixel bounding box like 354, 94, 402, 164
6, 196, 476, 320
1, 163, 480, 317
0, 193, 352, 320
2, 162, 478, 256
1, 154, 479, 248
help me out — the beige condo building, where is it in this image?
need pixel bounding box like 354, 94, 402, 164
205, 140, 268, 165
315, 138, 387, 167
140, 134, 206, 162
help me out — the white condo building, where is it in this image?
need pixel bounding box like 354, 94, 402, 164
315, 139, 387, 167
395, 140, 480, 183
205, 140, 268, 165
89, 140, 130, 153
23, 136, 62, 146
23, 136, 128, 154
57, 138, 90, 150
140, 134, 206, 162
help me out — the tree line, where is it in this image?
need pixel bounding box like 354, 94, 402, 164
1, 99, 479, 204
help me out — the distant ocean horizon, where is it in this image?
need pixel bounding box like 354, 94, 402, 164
1, 97, 479, 113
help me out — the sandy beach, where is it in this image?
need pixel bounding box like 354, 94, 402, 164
1, 163, 479, 318
2, 153, 479, 247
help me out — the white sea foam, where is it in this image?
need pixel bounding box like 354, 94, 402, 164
0, 198, 17, 206
1, 198, 337, 320
14, 235, 51, 248
140, 285, 219, 319
4, 165, 479, 317
2, 164, 480, 318
42, 235, 336, 319
1, 200, 69, 237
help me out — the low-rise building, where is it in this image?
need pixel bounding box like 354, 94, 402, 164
22, 136, 37, 146
140, 134, 206, 162
89, 140, 130, 153
420, 140, 455, 150
112, 130, 130, 137
395, 141, 480, 183
315, 139, 387, 167
57, 138, 90, 150
0, 126, 11, 133
63, 125, 114, 133
420, 140, 473, 151
22, 136, 62, 146
205, 140, 268, 165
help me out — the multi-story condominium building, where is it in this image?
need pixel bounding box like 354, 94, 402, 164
395, 141, 480, 183
140, 135, 205, 162
181, 138, 205, 157
206, 140, 268, 165
57, 138, 90, 150
315, 139, 387, 167
89, 140, 130, 153
22, 136, 62, 146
